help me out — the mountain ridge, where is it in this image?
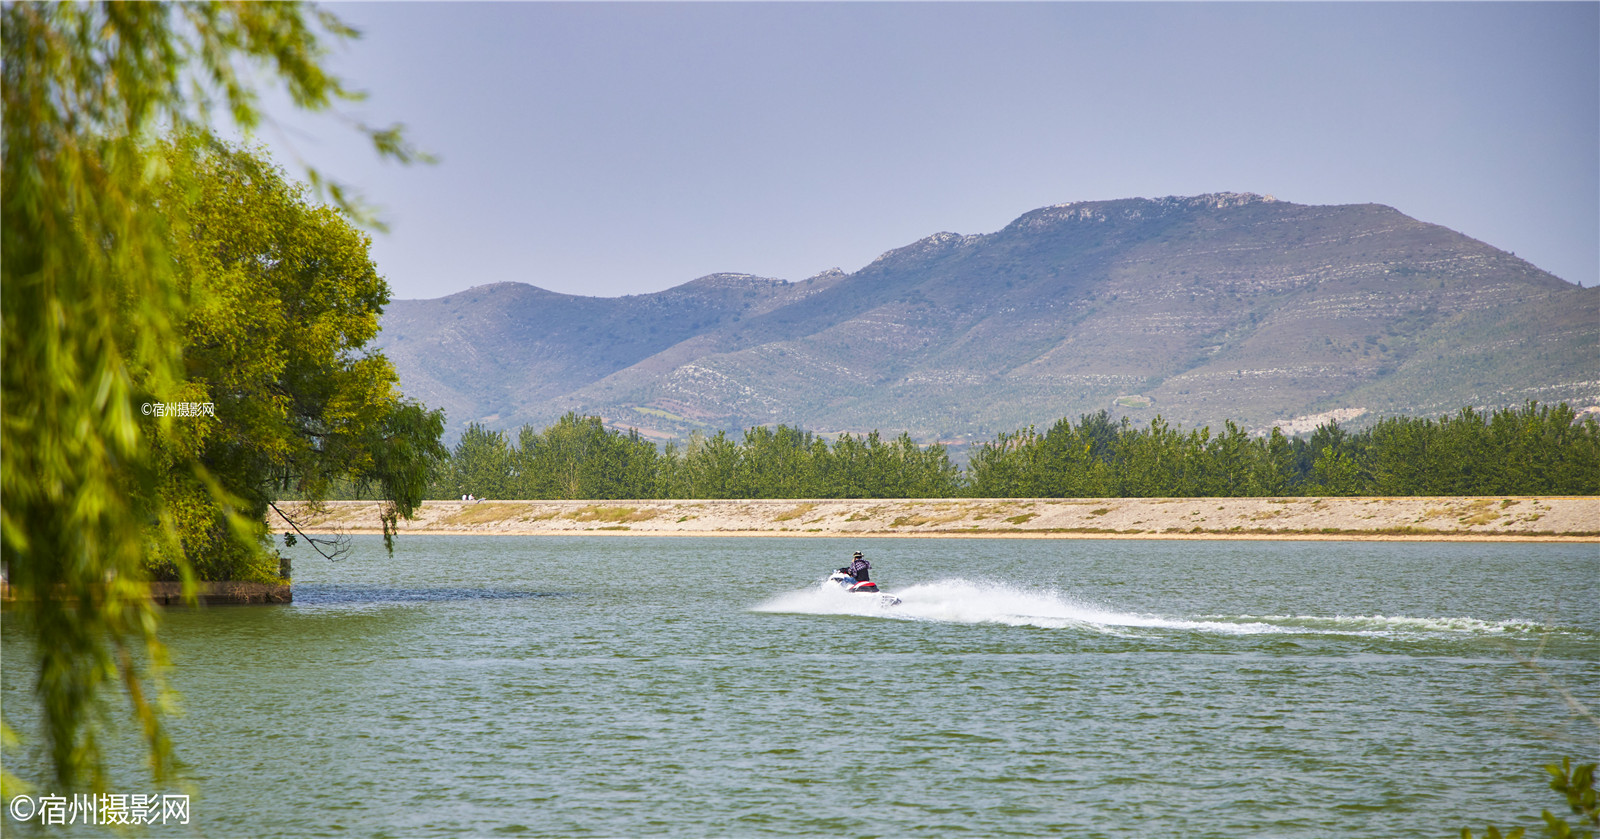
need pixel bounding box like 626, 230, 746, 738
373, 193, 1598, 442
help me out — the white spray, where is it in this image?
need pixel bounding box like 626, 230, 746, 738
752, 577, 1544, 637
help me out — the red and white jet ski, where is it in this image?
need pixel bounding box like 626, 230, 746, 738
828, 570, 901, 607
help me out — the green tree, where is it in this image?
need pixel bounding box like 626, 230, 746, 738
1366, 415, 1437, 495
151, 135, 444, 577
509, 414, 664, 500
509, 424, 545, 498
607, 427, 666, 499
2, 1, 424, 790
1112, 416, 1188, 497
1262, 427, 1299, 496
829, 432, 888, 498
680, 431, 742, 498
1487, 403, 1600, 495
1035, 417, 1112, 498
449, 423, 512, 499
1304, 420, 1366, 496
889, 432, 963, 498
1196, 421, 1268, 497
1309, 445, 1364, 496
738, 425, 816, 498
518, 415, 589, 498
968, 427, 1040, 498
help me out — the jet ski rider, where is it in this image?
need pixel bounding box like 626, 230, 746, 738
839, 551, 871, 583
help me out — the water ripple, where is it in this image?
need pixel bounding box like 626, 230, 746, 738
291, 584, 567, 606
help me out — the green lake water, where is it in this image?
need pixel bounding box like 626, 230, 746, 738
3, 536, 1597, 837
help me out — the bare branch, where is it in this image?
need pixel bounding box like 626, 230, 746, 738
269, 500, 351, 562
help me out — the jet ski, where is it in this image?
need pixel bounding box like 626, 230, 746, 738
828, 570, 901, 607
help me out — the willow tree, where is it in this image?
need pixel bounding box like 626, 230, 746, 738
151, 135, 445, 580
2, 1, 427, 791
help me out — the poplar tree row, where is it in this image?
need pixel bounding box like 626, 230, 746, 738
424, 402, 1598, 501
967, 402, 1599, 497
436, 413, 962, 500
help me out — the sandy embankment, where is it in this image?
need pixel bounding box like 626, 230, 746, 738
269, 497, 1600, 541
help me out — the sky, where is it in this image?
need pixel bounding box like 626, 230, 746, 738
256, 2, 1599, 300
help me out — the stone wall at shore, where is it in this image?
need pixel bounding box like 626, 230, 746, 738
268, 496, 1600, 540
148, 582, 291, 605
2, 581, 291, 605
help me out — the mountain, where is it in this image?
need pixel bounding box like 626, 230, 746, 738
374, 193, 1599, 444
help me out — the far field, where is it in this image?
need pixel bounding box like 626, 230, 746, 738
271, 497, 1599, 540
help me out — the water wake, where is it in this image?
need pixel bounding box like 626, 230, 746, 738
292, 584, 562, 607
752, 578, 1546, 637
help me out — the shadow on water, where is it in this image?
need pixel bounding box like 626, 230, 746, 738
290, 584, 571, 606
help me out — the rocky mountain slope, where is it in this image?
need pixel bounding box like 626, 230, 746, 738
374, 193, 1598, 443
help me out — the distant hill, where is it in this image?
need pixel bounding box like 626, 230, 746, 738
374, 193, 1599, 444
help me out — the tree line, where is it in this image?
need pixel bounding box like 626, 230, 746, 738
416, 403, 1598, 501
432, 413, 962, 500
968, 402, 1598, 498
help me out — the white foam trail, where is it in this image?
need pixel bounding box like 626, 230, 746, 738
877, 578, 1120, 631
1204, 614, 1549, 635
753, 577, 1220, 633
752, 578, 1544, 637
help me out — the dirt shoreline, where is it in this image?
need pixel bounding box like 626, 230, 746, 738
270, 497, 1600, 542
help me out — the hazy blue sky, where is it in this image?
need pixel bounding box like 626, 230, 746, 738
262, 2, 1599, 299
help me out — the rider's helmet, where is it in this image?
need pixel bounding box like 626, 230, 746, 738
853, 551, 863, 559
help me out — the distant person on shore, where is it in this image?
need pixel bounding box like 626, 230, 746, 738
839, 551, 871, 582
